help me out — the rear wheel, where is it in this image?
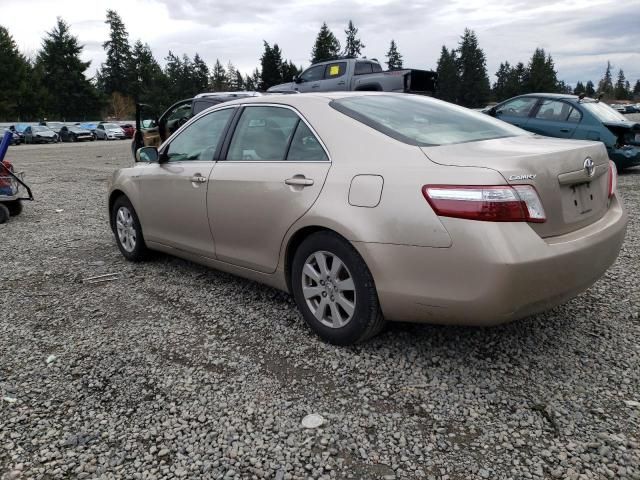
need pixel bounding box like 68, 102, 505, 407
5, 200, 22, 216
291, 231, 385, 345
0, 204, 9, 224
111, 196, 149, 261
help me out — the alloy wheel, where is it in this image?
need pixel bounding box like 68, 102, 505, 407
116, 206, 137, 253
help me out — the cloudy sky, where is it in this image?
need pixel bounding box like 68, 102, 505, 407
3, 0, 640, 86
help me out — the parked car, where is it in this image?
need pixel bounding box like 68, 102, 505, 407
132, 91, 264, 154
268, 58, 437, 95
23, 125, 58, 144
3, 129, 21, 145
109, 93, 626, 344
487, 94, 640, 171
13, 124, 28, 142
96, 123, 126, 140
58, 125, 94, 142
39, 121, 65, 131
120, 123, 134, 139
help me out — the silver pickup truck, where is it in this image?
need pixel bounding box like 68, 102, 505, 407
268, 58, 437, 95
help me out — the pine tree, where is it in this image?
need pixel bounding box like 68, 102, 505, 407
504, 62, 526, 99
456, 29, 490, 108
634, 80, 640, 96
573, 81, 586, 96
235, 70, 244, 91
0, 26, 31, 121
260, 42, 283, 90
435, 46, 459, 103
614, 69, 628, 100
244, 68, 261, 91
524, 48, 558, 93
310, 23, 341, 63
385, 40, 403, 70
281, 60, 300, 82
35, 18, 100, 120
585, 80, 595, 97
226, 61, 240, 90
129, 40, 168, 109
192, 53, 210, 93
492, 61, 511, 102
210, 59, 227, 91
343, 20, 364, 58
100, 10, 132, 96
597, 61, 614, 98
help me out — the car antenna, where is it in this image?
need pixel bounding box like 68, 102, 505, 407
578, 93, 585, 102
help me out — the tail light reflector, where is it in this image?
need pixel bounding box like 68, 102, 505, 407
422, 185, 546, 223
608, 160, 617, 198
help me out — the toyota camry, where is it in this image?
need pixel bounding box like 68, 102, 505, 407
108, 93, 627, 345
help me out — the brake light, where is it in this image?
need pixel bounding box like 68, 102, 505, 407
608, 160, 617, 198
422, 185, 546, 223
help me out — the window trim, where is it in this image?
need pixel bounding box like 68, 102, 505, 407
158, 106, 238, 163
497, 96, 542, 119
299, 64, 325, 83
323, 62, 347, 80
219, 103, 331, 163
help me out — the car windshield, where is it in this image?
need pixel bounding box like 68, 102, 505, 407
582, 102, 628, 122
331, 95, 525, 146
103, 123, 120, 129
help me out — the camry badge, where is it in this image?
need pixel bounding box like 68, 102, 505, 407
509, 174, 537, 181
584, 157, 595, 177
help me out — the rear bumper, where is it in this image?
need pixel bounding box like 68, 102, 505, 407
354, 196, 627, 326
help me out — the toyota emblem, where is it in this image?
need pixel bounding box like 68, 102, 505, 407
583, 157, 595, 177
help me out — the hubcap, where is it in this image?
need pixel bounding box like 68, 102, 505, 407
301, 251, 356, 328
115, 206, 137, 253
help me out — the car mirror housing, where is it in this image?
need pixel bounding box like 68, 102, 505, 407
294, 76, 303, 84
488, 106, 498, 117
136, 146, 159, 163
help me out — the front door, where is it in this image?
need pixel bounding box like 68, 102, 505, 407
137, 107, 235, 257
208, 105, 331, 273
296, 65, 325, 92
495, 96, 539, 129
525, 99, 580, 139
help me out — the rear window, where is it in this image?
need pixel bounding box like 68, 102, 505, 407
330, 95, 525, 146
582, 102, 628, 122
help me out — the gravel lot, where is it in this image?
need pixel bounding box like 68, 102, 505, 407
1, 141, 639, 480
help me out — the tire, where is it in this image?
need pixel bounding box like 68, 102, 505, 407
0, 204, 9, 224
71, 134, 76, 142
291, 231, 386, 345
5, 200, 22, 216
111, 195, 149, 261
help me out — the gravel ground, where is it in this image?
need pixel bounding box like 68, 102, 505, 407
1, 141, 639, 480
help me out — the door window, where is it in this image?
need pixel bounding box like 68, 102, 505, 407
497, 97, 538, 118
286, 122, 328, 161
300, 65, 325, 82
355, 62, 373, 75
567, 107, 582, 123
227, 106, 299, 161
324, 62, 347, 79
534, 100, 575, 121
164, 108, 234, 162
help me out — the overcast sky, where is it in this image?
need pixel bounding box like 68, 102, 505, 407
3, 0, 640, 86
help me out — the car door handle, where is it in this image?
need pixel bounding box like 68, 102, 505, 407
190, 174, 207, 183
560, 128, 570, 133
337, 81, 345, 85
311, 84, 320, 89
285, 177, 314, 186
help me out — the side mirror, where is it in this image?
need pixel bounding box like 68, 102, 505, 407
136, 146, 159, 163
294, 76, 302, 84
488, 106, 498, 117
141, 119, 156, 128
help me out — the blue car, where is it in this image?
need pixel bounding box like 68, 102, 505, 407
487, 94, 640, 171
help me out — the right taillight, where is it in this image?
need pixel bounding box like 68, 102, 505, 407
422, 184, 546, 223
608, 160, 617, 198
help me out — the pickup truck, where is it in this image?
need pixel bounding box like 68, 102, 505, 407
268, 58, 437, 95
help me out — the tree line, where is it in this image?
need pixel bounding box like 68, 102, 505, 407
0, 12, 638, 122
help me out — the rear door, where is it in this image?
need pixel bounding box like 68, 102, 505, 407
526, 99, 580, 138
317, 61, 348, 91
494, 96, 540, 129
208, 105, 331, 273
137, 107, 235, 257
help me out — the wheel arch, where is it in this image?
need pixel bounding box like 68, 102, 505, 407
108, 189, 127, 231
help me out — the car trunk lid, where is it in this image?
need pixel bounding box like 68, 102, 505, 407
420, 135, 611, 238
602, 120, 640, 146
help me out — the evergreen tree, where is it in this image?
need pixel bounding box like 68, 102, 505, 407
573, 81, 586, 96
210, 59, 227, 91
260, 42, 283, 90
614, 69, 628, 100
192, 53, 210, 93
624, 80, 631, 99
492, 61, 511, 102
385, 40, 403, 70
129, 40, 168, 109
281, 60, 300, 82
342, 20, 364, 58
244, 68, 261, 91
226, 61, 241, 90
597, 61, 614, 98
556, 80, 572, 94
585, 80, 595, 97
504, 62, 526, 99
34, 18, 100, 120
310, 23, 341, 63
525, 48, 558, 93
100, 9, 132, 96
235, 70, 244, 91
435, 46, 459, 103
456, 29, 490, 108
164, 51, 184, 99
634, 80, 640, 96
0, 26, 31, 121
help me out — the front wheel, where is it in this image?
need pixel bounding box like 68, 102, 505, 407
0, 204, 9, 224
111, 196, 149, 261
291, 231, 385, 345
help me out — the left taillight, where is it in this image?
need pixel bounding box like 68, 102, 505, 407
608, 160, 617, 198
422, 185, 546, 223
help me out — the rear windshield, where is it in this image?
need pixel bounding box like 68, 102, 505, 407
582, 102, 628, 122
330, 95, 525, 146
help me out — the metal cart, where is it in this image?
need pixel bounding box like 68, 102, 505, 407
0, 130, 33, 223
